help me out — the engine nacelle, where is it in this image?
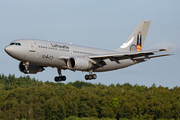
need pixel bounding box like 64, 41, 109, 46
67, 57, 92, 71
19, 62, 45, 74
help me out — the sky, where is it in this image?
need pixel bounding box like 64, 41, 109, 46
0, 0, 180, 88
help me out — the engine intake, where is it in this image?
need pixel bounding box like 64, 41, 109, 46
67, 57, 92, 71
19, 62, 45, 74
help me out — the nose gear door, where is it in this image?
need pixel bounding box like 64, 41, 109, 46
28, 41, 36, 52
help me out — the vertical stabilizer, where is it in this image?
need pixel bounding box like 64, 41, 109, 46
115, 20, 151, 52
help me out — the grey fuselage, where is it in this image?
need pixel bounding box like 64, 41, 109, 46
5, 39, 135, 72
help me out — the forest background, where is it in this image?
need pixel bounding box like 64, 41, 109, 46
0, 74, 179, 120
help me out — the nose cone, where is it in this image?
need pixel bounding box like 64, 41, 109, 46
4, 46, 14, 56
5, 45, 24, 61
5, 46, 11, 53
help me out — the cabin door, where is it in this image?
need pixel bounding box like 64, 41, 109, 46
28, 41, 36, 52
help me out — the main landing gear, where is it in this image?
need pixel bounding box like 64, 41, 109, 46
54, 69, 97, 81
54, 68, 66, 82
85, 70, 97, 80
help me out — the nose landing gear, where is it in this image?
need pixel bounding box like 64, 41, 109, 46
23, 62, 29, 74
54, 68, 66, 82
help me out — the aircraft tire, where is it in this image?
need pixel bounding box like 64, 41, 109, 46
88, 75, 92, 80
62, 76, 66, 81
92, 74, 97, 79
54, 76, 59, 82
24, 70, 29, 74
85, 75, 89, 80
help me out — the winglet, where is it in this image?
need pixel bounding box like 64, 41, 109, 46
166, 47, 171, 53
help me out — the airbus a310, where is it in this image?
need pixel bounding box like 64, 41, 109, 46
5, 20, 172, 82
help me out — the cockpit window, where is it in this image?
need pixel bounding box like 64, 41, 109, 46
10, 42, 21, 46
10, 43, 15, 45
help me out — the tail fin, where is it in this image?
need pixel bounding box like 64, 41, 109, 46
115, 20, 151, 52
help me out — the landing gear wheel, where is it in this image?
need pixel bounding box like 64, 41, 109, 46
62, 76, 66, 81
54, 77, 58, 82
88, 75, 92, 80
92, 74, 97, 79
55, 76, 60, 82
24, 70, 29, 74
85, 75, 89, 80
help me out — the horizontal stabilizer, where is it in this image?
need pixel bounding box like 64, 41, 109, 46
149, 54, 173, 59
166, 47, 171, 53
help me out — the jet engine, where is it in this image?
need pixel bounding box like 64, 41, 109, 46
19, 62, 45, 74
67, 57, 92, 71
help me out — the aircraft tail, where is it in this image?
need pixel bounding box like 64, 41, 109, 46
115, 20, 151, 52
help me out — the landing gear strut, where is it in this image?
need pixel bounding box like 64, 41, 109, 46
54, 68, 66, 82
85, 70, 97, 80
23, 62, 29, 74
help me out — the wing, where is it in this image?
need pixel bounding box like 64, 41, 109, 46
58, 47, 172, 69
86, 48, 172, 63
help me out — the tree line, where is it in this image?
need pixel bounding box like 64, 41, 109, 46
0, 74, 179, 120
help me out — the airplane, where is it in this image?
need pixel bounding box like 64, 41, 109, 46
4, 20, 172, 82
